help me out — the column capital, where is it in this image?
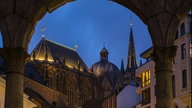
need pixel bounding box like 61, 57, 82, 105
0, 47, 29, 72
152, 46, 177, 71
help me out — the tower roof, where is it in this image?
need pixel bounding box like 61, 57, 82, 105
100, 47, 109, 61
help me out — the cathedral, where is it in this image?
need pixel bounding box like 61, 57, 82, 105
0, 22, 138, 108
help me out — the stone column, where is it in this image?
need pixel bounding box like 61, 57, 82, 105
152, 46, 177, 108
0, 48, 28, 108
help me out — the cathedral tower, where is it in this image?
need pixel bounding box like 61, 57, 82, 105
126, 18, 138, 78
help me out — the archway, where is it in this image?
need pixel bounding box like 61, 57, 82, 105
0, 0, 191, 108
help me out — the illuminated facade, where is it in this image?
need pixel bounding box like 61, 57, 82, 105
135, 14, 192, 108
24, 37, 102, 108
0, 77, 37, 108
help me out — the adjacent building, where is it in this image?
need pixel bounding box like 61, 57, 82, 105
0, 77, 37, 108
135, 14, 192, 108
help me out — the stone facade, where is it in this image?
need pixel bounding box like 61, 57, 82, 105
0, 77, 37, 108
135, 15, 192, 108
23, 38, 102, 108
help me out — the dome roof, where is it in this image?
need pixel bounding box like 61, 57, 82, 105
91, 47, 122, 87
91, 60, 120, 77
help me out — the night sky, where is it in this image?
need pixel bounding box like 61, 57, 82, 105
0, 0, 152, 69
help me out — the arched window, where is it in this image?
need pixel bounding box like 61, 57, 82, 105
190, 21, 192, 33
180, 23, 185, 36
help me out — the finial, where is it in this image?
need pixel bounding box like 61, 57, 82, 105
74, 44, 78, 51
41, 26, 46, 38
103, 41, 106, 48
130, 16, 133, 27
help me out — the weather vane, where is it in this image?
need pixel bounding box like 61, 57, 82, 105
41, 26, 46, 38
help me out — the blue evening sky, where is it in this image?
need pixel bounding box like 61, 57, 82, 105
0, 0, 152, 68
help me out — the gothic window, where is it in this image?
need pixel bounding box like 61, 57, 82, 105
182, 70, 187, 88
172, 75, 176, 98
142, 88, 150, 105
181, 43, 186, 59
180, 23, 185, 36
141, 70, 150, 87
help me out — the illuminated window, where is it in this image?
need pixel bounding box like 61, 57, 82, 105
141, 70, 150, 87
182, 70, 187, 88
181, 44, 186, 59
142, 88, 150, 105
180, 23, 185, 36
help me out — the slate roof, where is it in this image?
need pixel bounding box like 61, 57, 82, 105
30, 37, 88, 72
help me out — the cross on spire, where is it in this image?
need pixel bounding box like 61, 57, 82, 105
130, 16, 133, 27
41, 26, 46, 38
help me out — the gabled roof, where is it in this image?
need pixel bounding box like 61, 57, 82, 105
30, 38, 88, 71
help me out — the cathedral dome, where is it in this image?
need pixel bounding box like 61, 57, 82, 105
91, 47, 122, 87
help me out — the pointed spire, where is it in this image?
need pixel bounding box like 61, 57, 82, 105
121, 59, 125, 78
126, 17, 138, 72
121, 59, 124, 71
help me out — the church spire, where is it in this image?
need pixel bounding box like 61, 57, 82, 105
126, 17, 138, 72
121, 59, 125, 78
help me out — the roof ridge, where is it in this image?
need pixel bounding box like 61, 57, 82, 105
43, 38, 77, 52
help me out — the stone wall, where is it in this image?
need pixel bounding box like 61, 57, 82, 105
24, 77, 67, 107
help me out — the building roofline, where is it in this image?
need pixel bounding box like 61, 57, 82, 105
140, 47, 153, 58
43, 38, 77, 52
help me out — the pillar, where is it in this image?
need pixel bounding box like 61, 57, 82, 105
152, 46, 177, 108
0, 48, 28, 108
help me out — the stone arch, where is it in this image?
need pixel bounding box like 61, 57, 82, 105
0, 1, 191, 108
